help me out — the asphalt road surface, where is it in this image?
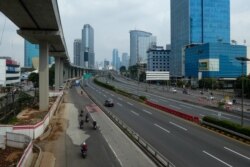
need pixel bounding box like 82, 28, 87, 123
84, 80, 250, 167
100, 77, 250, 126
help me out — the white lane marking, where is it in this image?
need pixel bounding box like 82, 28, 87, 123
130, 110, 139, 116
169, 105, 181, 110
111, 94, 114, 96
150, 99, 159, 103
170, 122, 187, 131
117, 103, 122, 107
203, 151, 232, 167
180, 105, 191, 109
142, 109, 152, 115
103, 95, 107, 97
127, 102, 134, 106
118, 97, 123, 101
154, 124, 170, 133
200, 114, 205, 117
107, 144, 123, 166
224, 147, 250, 160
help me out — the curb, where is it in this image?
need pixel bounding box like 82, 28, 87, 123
34, 144, 42, 167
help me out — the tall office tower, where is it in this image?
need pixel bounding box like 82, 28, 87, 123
112, 49, 119, 70
24, 40, 39, 68
121, 52, 129, 69
130, 30, 156, 66
73, 39, 81, 66
81, 24, 95, 68
104, 60, 110, 70
170, 0, 230, 77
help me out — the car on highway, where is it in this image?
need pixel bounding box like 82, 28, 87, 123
104, 98, 114, 107
170, 88, 177, 93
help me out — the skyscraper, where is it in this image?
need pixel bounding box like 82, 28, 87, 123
121, 52, 129, 69
170, 0, 230, 77
24, 40, 39, 68
130, 30, 156, 66
81, 24, 95, 68
73, 39, 81, 66
112, 49, 120, 70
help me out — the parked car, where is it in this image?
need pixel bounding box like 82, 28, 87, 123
104, 98, 114, 107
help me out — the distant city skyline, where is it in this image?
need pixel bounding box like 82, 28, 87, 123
0, 0, 249, 67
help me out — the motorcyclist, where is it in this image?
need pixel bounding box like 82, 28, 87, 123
81, 142, 88, 152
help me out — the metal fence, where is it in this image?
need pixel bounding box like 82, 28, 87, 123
0, 91, 38, 123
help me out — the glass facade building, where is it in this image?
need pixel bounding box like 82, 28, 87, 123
185, 43, 247, 79
81, 24, 95, 68
147, 46, 171, 72
24, 40, 39, 68
170, 0, 230, 77
130, 30, 155, 66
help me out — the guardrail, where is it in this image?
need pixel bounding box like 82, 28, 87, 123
82, 83, 175, 167
201, 120, 250, 141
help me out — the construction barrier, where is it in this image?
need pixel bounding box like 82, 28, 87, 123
145, 100, 200, 124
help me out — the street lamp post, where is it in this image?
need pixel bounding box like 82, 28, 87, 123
235, 56, 250, 126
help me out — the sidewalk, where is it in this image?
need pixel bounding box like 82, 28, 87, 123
76, 87, 156, 167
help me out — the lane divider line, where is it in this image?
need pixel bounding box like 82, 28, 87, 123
224, 147, 250, 160
169, 122, 187, 131
130, 110, 139, 116
117, 103, 122, 107
180, 105, 191, 109
169, 105, 181, 110
118, 97, 123, 101
142, 109, 152, 115
202, 151, 232, 167
154, 123, 170, 133
127, 102, 134, 106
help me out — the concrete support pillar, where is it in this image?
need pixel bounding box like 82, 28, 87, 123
39, 42, 49, 112
55, 57, 60, 91
60, 59, 64, 85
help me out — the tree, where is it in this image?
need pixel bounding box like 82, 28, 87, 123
120, 66, 126, 74
28, 72, 39, 88
49, 64, 55, 87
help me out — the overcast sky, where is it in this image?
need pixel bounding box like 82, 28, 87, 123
0, 0, 249, 66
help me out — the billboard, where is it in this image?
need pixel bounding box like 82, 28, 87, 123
199, 59, 219, 72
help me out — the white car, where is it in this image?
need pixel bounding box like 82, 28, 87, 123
170, 88, 177, 93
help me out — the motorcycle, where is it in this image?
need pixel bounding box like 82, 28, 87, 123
81, 143, 88, 158
81, 149, 87, 158
93, 121, 97, 130
79, 120, 84, 129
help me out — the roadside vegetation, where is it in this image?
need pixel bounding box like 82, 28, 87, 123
202, 116, 250, 137
93, 77, 147, 102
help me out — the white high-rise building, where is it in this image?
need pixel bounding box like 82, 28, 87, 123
73, 39, 81, 66
121, 52, 129, 69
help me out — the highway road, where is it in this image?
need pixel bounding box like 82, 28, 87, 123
100, 77, 250, 126
84, 80, 250, 167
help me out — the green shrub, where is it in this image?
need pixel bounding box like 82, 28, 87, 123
139, 96, 147, 101
203, 116, 250, 136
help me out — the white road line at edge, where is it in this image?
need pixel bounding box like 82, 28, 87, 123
203, 151, 233, 167
154, 124, 170, 133
224, 147, 250, 160
108, 144, 123, 166
127, 102, 134, 106
170, 122, 187, 131
118, 97, 123, 101
130, 110, 139, 116
142, 109, 152, 115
